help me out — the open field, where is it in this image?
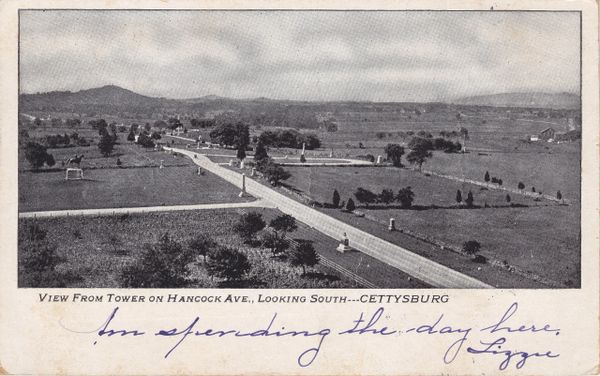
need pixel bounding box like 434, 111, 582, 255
18, 209, 422, 288
19, 142, 192, 171
284, 166, 538, 208
19, 165, 252, 212
282, 166, 579, 287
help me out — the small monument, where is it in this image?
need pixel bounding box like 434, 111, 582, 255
239, 159, 245, 169
250, 167, 256, 177
229, 159, 235, 167
336, 232, 352, 253
239, 173, 246, 197
159, 160, 164, 169
197, 141, 201, 149
65, 168, 83, 180
301, 142, 306, 156
388, 218, 396, 231
197, 167, 202, 175
329, 149, 334, 158
376, 155, 383, 164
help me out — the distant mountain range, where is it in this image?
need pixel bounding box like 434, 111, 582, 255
453, 92, 580, 109
19, 85, 581, 112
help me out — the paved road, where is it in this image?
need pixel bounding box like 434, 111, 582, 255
205, 153, 374, 166
19, 200, 274, 219
168, 147, 492, 288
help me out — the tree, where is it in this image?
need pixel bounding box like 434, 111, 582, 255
116, 158, 122, 167
151, 131, 162, 140
406, 140, 433, 171
233, 212, 266, 243
261, 160, 291, 186
505, 194, 511, 204
127, 131, 135, 142
456, 189, 463, 205
260, 229, 290, 257
332, 189, 341, 208
120, 233, 195, 288
254, 141, 269, 162
206, 246, 251, 281
237, 146, 246, 160
136, 132, 155, 148
345, 198, 356, 212
354, 187, 377, 207
378, 189, 395, 205
396, 187, 415, 208
484, 171, 490, 182
532, 187, 536, 193
384, 143, 405, 167
462, 240, 481, 256
189, 234, 217, 264
24, 142, 54, 169
269, 214, 297, 239
288, 241, 319, 275
98, 132, 116, 157
518, 182, 525, 190
465, 190, 474, 207
45, 154, 55, 167
498, 179, 503, 186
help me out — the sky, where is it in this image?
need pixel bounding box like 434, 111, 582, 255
19, 11, 580, 102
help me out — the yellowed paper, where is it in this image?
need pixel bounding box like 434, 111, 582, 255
0, 0, 598, 375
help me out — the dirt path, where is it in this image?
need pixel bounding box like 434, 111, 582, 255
168, 147, 492, 288
19, 200, 275, 218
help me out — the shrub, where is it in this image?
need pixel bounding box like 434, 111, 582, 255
269, 214, 297, 238
354, 187, 377, 207
206, 246, 251, 281
120, 233, 194, 288
465, 191, 474, 207
378, 189, 395, 205
24, 142, 54, 169
233, 212, 266, 243
289, 240, 319, 275
189, 234, 217, 264
462, 240, 481, 256
384, 143, 405, 167
260, 229, 290, 256
332, 189, 341, 208
396, 187, 415, 208
345, 198, 356, 212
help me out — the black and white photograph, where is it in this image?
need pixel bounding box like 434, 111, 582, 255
17, 10, 582, 289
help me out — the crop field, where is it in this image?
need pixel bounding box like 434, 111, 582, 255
19, 164, 252, 212
283, 166, 579, 287
17, 209, 418, 288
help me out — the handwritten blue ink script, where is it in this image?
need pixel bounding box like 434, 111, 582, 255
65, 302, 560, 370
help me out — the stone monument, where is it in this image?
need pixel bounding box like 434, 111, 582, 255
388, 218, 396, 231
239, 173, 246, 197
336, 232, 352, 253
159, 160, 164, 169
251, 167, 256, 177
376, 155, 383, 164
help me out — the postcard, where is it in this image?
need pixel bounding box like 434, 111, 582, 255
0, 0, 598, 374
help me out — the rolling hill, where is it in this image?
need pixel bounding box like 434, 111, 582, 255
453, 92, 580, 110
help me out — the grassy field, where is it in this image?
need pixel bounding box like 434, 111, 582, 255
17, 209, 422, 288
283, 166, 579, 287
284, 166, 537, 208
19, 164, 252, 211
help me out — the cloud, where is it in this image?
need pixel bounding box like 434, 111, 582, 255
19, 10, 580, 101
